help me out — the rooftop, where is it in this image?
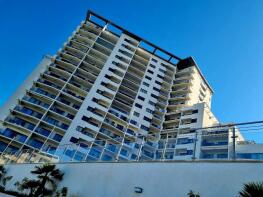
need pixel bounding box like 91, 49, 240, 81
86, 10, 214, 93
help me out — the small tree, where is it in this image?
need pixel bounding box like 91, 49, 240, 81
31, 163, 64, 196
0, 165, 12, 190
188, 190, 200, 197
239, 182, 263, 197
15, 177, 40, 196
15, 163, 64, 197
55, 187, 68, 197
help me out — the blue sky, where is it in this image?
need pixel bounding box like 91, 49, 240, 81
1, 0, 263, 127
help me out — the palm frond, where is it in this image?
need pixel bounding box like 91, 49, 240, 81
239, 182, 263, 197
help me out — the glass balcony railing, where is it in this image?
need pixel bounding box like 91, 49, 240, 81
0, 129, 27, 143
202, 141, 228, 146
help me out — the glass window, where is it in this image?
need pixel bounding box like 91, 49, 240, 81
155, 80, 162, 86
149, 64, 156, 69
143, 116, 151, 122
141, 125, 149, 131
146, 108, 153, 114
148, 100, 155, 106
143, 82, 150, 87
140, 89, 147, 94
134, 111, 140, 117
138, 96, 145, 101
147, 70, 154, 74
145, 76, 152, 80
135, 103, 142, 109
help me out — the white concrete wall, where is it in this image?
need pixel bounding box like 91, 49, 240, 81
4, 161, 263, 197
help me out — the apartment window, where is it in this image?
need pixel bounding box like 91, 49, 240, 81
149, 64, 156, 69
143, 116, 152, 122
145, 76, 152, 81
120, 149, 128, 156
148, 100, 155, 106
187, 150, 193, 155
124, 38, 137, 47
92, 97, 99, 103
135, 143, 140, 149
146, 108, 153, 114
151, 93, 158, 99
157, 74, 164, 80
141, 125, 149, 131
143, 82, 150, 87
152, 58, 158, 63
155, 80, 162, 86
70, 137, 78, 143
177, 138, 194, 145
192, 110, 198, 114
82, 116, 89, 122
131, 154, 137, 160
140, 89, 147, 94
191, 119, 197, 123
76, 126, 83, 131
130, 119, 137, 125
153, 87, 160, 92
138, 96, 145, 101
134, 111, 140, 117
159, 68, 165, 73
118, 49, 133, 58
147, 69, 154, 74
87, 106, 93, 112
97, 89, 103, 94
135, 103, 142, 109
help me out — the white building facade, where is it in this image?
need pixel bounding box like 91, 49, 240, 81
0, 11, 251, 162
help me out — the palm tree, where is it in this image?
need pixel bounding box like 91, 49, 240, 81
31, 164, 64, 196
239, 182, 263, 197
15, 177, 40, 196
0, 165, 12, 189
188, 190, 200, 197
55, 187, 68, 197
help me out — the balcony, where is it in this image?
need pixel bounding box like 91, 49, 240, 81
99, 128, 123, 143
172, 79, 192, 87
30, 85, 56, 99
43, 115, 69, 131
100, 30, 118, 45
26, 138, 44, 150
58, 52, 80, 66
13, 106, 43, 121
56, 93, 81, 110
63, 84, 86, 100
133, 53, 149, 67
69, 40, 89, 53
73, 33, 94, 47
21, 95, 50, 110
202, 141, 228, 146
44, 69, 68, 82
93, 42, 112, 56
80, 24, 100, 37
84, 55, 104, 70
53, 59, 75, 73
35, 126, 51, 137
88, 49, 108, 64
130, 60, 146, 73
79, 61, 101, 78
121, 78, 139, 93
0, 128, 27, 143
82, 23, 101, 36
124, 72, 142, 85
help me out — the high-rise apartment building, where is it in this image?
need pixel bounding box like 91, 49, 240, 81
0, 11, 242, 162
